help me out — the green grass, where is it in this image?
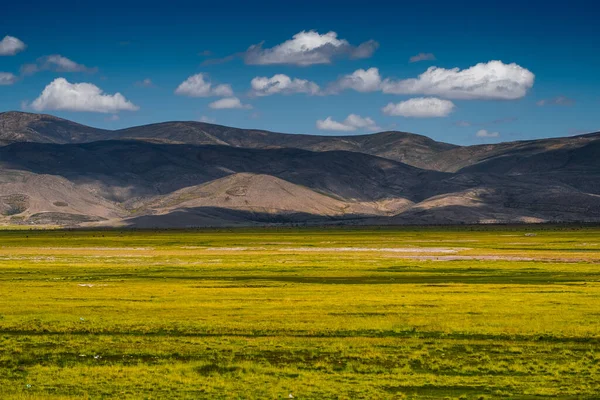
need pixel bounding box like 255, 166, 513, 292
1, 226, 600, 399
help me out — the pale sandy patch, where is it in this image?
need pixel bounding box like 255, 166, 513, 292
278, 247, 467, 253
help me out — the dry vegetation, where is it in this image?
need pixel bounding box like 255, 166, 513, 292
1, 226, 599, 399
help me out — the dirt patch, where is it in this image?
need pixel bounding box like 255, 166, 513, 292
204, 247, 266, 251
278, 247, 467, 253
36, 247, 153, 251
383, 255, 597, 262
384, 255, 535, 261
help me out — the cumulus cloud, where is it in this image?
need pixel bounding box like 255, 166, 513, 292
382, 97, 455, 118
316, 114, 380, 132
30, 78, 139, 113
243, 30, 378, 66
209, 97, 252, 110
0, 36, 26, 56
536, 96, 574, 106
21, 55, 97, 75
409, 53, 436, 63
476, 129, 500, 138
175, 73, 234, 97
381, 61, 534, 100
328, 67, 382, 93
250, 74, 320, 96
0, 72, 17, 85
106, 114, 120, 122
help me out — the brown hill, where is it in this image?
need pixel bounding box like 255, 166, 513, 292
1, 112, 600, 227
0, 111, 456, 169
137, 172, 409, 218
0, 111, 110, 144
3, 111, 598, 174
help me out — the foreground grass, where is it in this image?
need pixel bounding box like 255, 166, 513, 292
1, 226, 599, 399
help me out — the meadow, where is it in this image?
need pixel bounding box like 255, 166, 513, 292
0, 226, 599, 399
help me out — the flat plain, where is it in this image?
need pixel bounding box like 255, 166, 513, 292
1, 226, 599, 399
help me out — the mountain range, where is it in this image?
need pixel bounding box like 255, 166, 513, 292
1, 111, 599, 227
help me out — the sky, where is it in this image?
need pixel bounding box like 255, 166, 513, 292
1, 0, 599, 145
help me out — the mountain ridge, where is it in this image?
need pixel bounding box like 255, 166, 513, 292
2, 111, 598, 173
1, 111, 599, 227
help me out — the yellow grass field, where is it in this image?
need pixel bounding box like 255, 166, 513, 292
1, 226, 599, 399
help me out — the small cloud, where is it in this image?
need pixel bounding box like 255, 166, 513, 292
199, 115, 216, 123
0, 35, 26, 56
136, 78, 154, 87
198, 50, 212, 57
209, 97, 252, 110
21, 55, 97, 75
327, 67, 382, 94
316, 114, 380, 132
175, 73, 233, 97
250, 74, 320, 96
105, 114, 120, 121
383, 97, 455, 118
536, 96, 574, 106
409, 52, 436, 63
0, 72, 18, 85
208, 30, 378, 66
30, 77, 139, 113
476, 129, 500, 138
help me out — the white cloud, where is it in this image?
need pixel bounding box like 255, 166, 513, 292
212, 84, 234, 97
382, 97, 455, 118
30, 78, 139, 113
476, 129, 500, 138
381, 61, 534, 100
409, 53, 436, 63
175, 73, 234, 97
536, 96, 574, 106
21, 55, 97, 75
0, 36, 26, 56
328, 67, 382, 93
209, 97, 252, 110
0, 72, 17, 85
106, 114, 120, 121
244, 30, 378, 66
317, 117, 355, 132
199, 115, 216, 123
250, 74, 320, 96
316, 114, 380, 132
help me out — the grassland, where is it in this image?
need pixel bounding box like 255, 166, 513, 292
1, 226, 600, 399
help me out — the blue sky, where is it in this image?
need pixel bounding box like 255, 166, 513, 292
1, 0, 599, 145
